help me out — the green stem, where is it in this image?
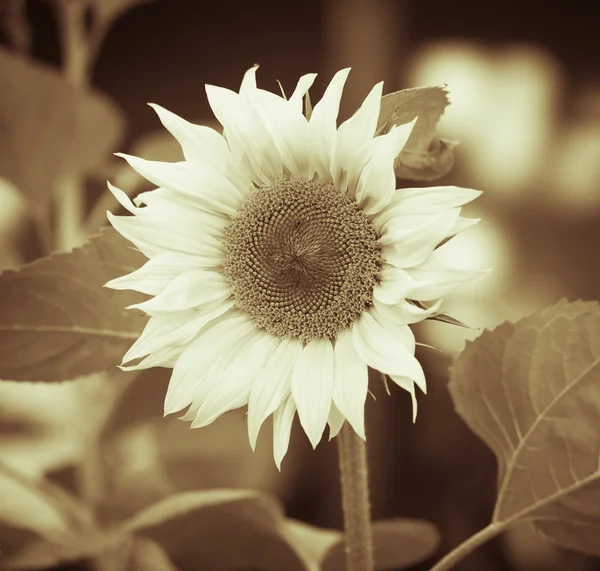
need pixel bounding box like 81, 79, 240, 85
337, 423, 375, 571
428, 523, 504, 571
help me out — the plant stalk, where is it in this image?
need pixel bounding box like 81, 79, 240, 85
428, 523, 503, 571
337, 422, 375, 571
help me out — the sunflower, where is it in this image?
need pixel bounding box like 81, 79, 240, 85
106, 67, 485, 468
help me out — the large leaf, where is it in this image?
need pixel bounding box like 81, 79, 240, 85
0, 228, 147, 382
123, 489, 309, 571
376, 86, 454, 181
0, 47, 123, 211
449, 299, 600, 557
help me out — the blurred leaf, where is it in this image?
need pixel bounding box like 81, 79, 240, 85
282, 519, 341, 571
123, 489, 309, 571
322, 518, 441, 571
0, 461, 80, 561
0, 0, 30, 55
0, 47, 124, 213
376, 86, 455, 181
0, 228, 147, 382
129, 538, 178, 571
449, 299, 600, 557
2, 527, 126, 570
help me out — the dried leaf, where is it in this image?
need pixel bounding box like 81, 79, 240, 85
449, 299, 600, 557
376, 86, 454, 181
0, 228, 147, 382
0, 47, 124, 212
305, 89, 313, 121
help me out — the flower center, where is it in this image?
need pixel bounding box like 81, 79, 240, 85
222, 176, 381, 343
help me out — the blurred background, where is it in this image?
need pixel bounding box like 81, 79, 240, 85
1, 0, 599, 570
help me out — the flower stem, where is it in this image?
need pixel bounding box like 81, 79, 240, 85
337, 422, 375, 571
428, 523, 504, 571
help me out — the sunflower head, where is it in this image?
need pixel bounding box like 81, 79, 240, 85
106, 67, 487, 468
222, 175, 382, 343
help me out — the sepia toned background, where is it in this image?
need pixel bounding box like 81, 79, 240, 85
1, 1, 599, 570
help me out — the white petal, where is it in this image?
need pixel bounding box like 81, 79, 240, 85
351, 311, 426, 389
108, 211, 224, 263
330, 81, 383, 194
307, 68, 351, 180
372, 263, 427, 305
374, 186, 481, 231
123, 305, 233, 367
127, 270, 231, 315
372, 296, 442, 326
163, 311, 255, 414
147, 104, 233, 174
389, 375, 419, 422
380, 208, 460, 269
248, 86, 313, 179
190, 331, 280, 428
289, 73, 318, 114
327, 402, 345, 440
116, 154, 242, 216
355, 120, 417, 215
291, 338, 334, 449
239, 65, 258, 95
273, 395, 297, 470
105, 252, 202, 296
121, 341, 184, 371
133, 187, 231, 223
137, 195, 228, 240
206, 83, 283, 186
369, 306, 427, 395
446, 216, 481, 239
407, 245, 492, 301
332, 328, 368, 440
107, 208, 224, 261
246, 339, 302, 450
107, 181, 137, 214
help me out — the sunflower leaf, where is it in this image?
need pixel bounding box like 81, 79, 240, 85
122, 489, 310, 571
0, 47, 124, 214
376, 85, 454, 181
322, 518, 441, 570
449, 299, 600, 557
0, 228, 147, 382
